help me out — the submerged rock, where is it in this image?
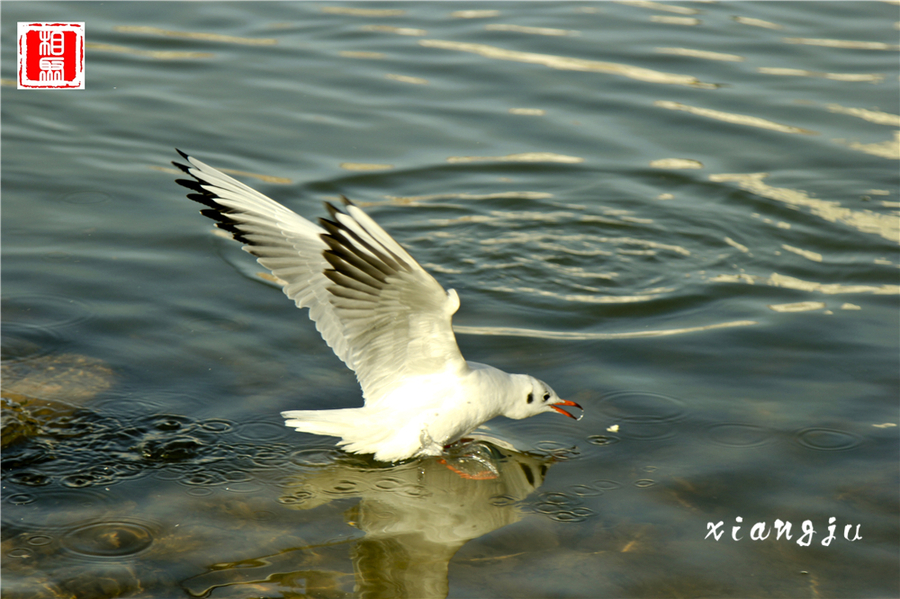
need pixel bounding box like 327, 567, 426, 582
1, 353, 114, 449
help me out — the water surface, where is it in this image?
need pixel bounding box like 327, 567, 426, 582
2, 2, 898, 598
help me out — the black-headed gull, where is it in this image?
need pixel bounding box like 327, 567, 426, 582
173, 150, 582, 462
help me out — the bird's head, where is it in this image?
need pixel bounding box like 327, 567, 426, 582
504, 375, 583, 421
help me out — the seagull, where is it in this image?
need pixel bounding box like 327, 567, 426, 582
173, 150, 582, 462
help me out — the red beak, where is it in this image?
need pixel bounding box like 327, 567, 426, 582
551, 399, 583, 421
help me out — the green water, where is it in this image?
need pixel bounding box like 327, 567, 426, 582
2, 2, 898, 597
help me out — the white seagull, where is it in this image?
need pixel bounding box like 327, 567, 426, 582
173, 150, 582, 462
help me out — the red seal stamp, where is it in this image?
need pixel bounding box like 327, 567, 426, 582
17, 22, 85, 90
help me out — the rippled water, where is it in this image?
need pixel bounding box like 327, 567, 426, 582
2, 2, 898, 598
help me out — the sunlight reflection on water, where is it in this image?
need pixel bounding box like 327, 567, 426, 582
2, 1, 898, 598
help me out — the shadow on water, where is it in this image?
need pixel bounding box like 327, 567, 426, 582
2, 1, 898, 597
185, 443, 554, 599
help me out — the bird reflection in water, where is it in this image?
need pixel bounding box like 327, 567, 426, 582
288, 440, 553, 598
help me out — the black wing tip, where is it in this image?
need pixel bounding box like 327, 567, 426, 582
205, 216, 250, 244
178, 181, 225, 213
321, 196, 355, 216
172, 150, 232, 220
172, 149, 192, 172
172, 149, 250, 244
318, 216, 341, 237
175, 178, 205, 193
322, 201, 342, 221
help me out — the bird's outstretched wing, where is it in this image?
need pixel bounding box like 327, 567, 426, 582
173, 150, 467, 405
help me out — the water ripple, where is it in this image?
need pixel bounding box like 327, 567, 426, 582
289, 447, 345, 467
1, 324, 63, 363
597, 392, 687, 441
2, 397, 300, 493
794, 427, 863, 451
6, 493, 37, 505
587, 434, 620, 446
597, 391, 687, 422
231, 420, 291, 442
61, 520, 155, 558
60, 190, 113, 205
1, 487, 114, 530
704, 423, 774, 447
530, 489, 595, 523
2, 295, 93, 331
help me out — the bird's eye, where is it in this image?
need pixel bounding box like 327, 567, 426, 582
527, 393, 534, 404
542, 393, 550, 401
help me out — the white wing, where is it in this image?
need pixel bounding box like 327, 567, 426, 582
173, 150, 467, 405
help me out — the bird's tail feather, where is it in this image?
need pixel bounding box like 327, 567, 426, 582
281, 407, 409, 459
281, 408, 365, 439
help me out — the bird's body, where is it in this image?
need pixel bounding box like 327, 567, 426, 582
173, 150, 581, 462
285, 363, 537, 462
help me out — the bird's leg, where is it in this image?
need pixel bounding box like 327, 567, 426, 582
438, 457, 499, 480
437, 440, 500, 480
442, 437, 473, 450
